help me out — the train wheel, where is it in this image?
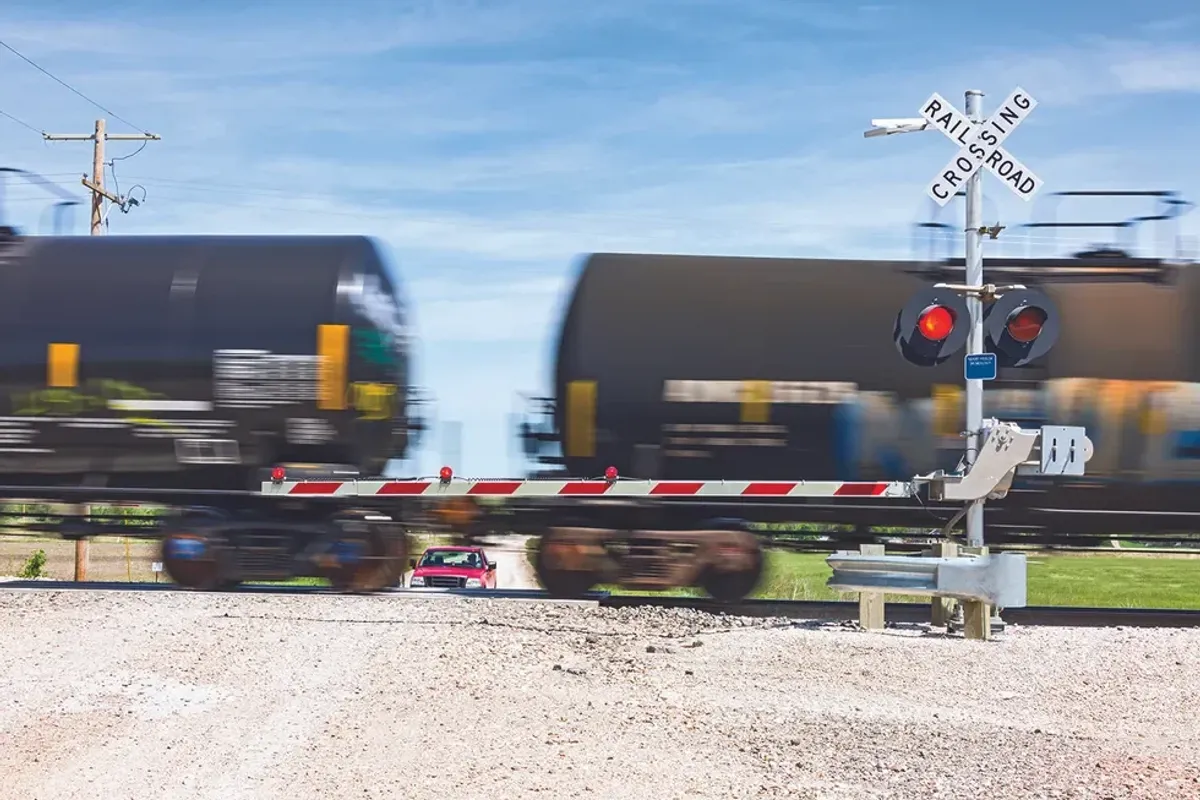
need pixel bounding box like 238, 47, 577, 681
535, 527, 601, 599
325, 510, 409, 593
698, 532, 764, 603
161, 529, 228, 590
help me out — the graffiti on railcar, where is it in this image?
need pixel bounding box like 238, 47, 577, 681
849, 379, 1200, 482
658, 377, 1200, 483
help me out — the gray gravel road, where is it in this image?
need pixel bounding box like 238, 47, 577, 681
1, 590, 1197, 799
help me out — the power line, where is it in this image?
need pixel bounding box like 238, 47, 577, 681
0, 38, 148, 133
0, 107, 42, 135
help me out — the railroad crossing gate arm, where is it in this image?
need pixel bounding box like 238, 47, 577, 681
259, 421, 1090, 502
258, 476, 920, 499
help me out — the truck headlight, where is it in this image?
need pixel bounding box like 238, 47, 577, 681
409, 576, 425, 587
465, 578, 482, 588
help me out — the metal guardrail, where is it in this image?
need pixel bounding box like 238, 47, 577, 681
826, 551, 1028, 608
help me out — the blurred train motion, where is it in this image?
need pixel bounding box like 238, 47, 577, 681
0, 232, 424, 487
0, 230, 429, 590
507, 192, 1200, 580
1, 189, 1197, 601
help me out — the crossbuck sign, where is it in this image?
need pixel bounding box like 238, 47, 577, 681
920, 87, 1042, 207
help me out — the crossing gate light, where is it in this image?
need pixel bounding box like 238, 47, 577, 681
984, 287, 1059, 367
894, 287, 971, 367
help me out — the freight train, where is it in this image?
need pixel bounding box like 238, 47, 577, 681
510, 246, 1200, 548
3, 191, 1197, 602
0, 230, 427, 590
508, 188, 1200, 558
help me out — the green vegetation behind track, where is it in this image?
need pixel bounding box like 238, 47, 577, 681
523, 539, 1200, 609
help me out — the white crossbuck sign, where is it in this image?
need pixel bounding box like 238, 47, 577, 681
920, 87, 1042, 207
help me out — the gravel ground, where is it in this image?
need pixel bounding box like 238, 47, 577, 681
1, 590, 1197, 800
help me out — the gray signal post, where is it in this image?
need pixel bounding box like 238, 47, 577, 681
864, 87, 1043, 550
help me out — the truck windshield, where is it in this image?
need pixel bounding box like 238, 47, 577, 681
418, 550, 482, 568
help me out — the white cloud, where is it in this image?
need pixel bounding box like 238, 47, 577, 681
970, 38, 1200, 104
1, 1, 579, 62
1109, 48, 1200, 93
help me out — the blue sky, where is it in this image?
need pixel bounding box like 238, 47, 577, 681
2, 0, 1200, 477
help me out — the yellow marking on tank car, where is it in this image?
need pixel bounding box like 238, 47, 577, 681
565, 380, 596, 458
47, 343, 79, 388
317, 324, 350, 411
739, 380, 772, 424
1139, 382, 1179, 436
931, 384, 962, 438
349, 381, 397, 420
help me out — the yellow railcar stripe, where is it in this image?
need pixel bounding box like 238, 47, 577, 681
739, 380, 772, 424
47, 343, 79, 388
1139, 382, 1176, 436
565, 380, 596, 458
317, 324, 349, 410
931, 384, 962, 438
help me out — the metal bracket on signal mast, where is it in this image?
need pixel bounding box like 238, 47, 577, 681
917, 420, 1091, 502
932, 281, 1026, 301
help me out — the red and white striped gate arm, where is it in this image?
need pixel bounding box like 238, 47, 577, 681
260, 477, 917, 499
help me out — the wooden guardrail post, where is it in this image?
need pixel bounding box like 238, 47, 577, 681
72, 503, 89, 581
925, 540, 959, 627
857, 543, 885, 630
958, 545, 990, 641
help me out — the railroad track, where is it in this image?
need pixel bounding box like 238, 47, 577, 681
597, 595, 1200, 628
3, 579, 1198, 628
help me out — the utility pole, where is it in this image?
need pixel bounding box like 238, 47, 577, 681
42, 119, 159, 581
43, 118, 160, 235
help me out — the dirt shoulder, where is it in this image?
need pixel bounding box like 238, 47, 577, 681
485, 534, 540, 590
1, 589, 1197, 799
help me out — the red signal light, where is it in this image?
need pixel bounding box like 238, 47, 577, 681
983, 288, 1059, 368
1005, 306, 1046, 343
895, 288, 971, 367
439, 466, 453, 484
917, 305, 955, 341
604, 465, 618, 482
270, 466, 286, 483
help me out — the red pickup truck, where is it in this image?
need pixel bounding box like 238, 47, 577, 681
407, 545, 498, 589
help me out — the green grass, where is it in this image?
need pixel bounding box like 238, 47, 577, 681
526, 540, 1199, 609
245, 577, 328, 587
740, 550, 1199, 608
1022, 554, 1199, 608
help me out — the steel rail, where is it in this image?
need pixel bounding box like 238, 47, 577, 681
1, 581, 1197, 628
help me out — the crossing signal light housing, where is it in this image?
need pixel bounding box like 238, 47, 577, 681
984, 288, 1059, 367
894, 287, 971, 367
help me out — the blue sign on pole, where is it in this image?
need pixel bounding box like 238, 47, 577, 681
965, 352, 998, 381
